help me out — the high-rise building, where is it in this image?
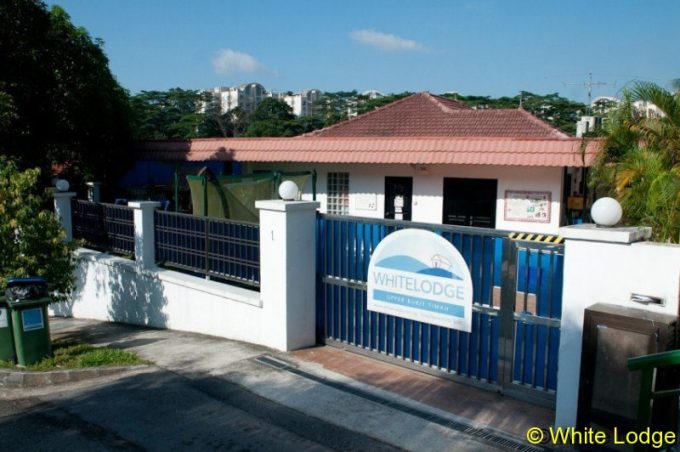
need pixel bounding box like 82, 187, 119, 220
200, 82, 267, 115
201, 83, 322, 117
269, 89, 322, 116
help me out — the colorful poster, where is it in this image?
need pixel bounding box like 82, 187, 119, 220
504, 190, 551, 223
367, 229, 473, 332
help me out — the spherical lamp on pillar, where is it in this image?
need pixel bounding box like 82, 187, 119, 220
591, 197, 623, 227
55, 179, 70, 192
278, 180, 300, 201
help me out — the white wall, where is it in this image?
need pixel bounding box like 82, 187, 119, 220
52, 196, 319, 352
246, 162, 564, 234
555, 232, 680, 427
50, 250, 278, 346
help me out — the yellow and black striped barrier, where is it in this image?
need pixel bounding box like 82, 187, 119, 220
508, 232, 564, 244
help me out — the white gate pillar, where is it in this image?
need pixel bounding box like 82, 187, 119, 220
553, 223, 680, 428
256, 199, 319, 351
53, 192, 77, 241
129, 201, 161, 270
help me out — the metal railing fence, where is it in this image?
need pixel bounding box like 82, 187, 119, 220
154, 211, 260, 289
71, 200, 135, 256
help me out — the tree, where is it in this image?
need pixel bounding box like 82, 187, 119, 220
130, 88, 204, 139
197, 92, 232, 137
229, 107, 250, 137
0, 0, 133, 188
314, 91, 358, 126
356, 92, 413, 115
590, 80, 680, 242
0, 156, 76, 299
244, 98, 297, 137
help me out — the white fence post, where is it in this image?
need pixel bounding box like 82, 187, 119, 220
256, 199, 320, 351
129, 201, 161, 270
53, 192, 76, 241
554, 224, 680, 428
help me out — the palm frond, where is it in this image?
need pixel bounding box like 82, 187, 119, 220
631, 81, 680, 126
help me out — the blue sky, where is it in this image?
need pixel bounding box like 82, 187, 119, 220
47, 0, 679, 102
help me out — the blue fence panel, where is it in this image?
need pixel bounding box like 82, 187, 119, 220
316, 215, 504, 383
512, 245, 563, 391
316, 214, 564, 393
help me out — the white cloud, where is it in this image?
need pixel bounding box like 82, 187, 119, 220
349, 29, 424, 52
212, 49, 261, 75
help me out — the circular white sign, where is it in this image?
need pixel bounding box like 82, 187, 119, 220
367, 229, 473, 332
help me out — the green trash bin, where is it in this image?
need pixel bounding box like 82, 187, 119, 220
6, 278, 52, 366
0, 295, 15, 362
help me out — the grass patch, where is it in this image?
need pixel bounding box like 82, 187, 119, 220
0, 341, 151, 371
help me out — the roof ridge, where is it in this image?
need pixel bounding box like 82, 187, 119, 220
304, 93, 421, 136
423, 92, 471, 113
515, 107, 571, 138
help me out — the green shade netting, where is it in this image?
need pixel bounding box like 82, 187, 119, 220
187, 175, 228, 217
219, 175, 276, 222
281, 174, 310, 194
187, 172, 312, 220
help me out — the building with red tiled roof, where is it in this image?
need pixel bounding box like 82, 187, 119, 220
307, 92, 569, 139
132, 92, 600, 234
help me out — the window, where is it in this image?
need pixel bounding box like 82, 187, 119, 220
327, 172, 349, 215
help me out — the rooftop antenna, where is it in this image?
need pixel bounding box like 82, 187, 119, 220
519, 92, 523, 108
562, 72, 611, 114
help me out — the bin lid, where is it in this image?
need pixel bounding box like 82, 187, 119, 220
5, 277, 49, 303
7, 277, 47, 286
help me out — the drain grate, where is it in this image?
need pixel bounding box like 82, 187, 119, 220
254, 354, 546, 452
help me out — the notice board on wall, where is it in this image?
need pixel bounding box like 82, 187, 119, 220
504, 190, 551, 223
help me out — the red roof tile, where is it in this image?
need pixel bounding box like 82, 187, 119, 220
308, 92, 570, 139
136, 137, 601, 167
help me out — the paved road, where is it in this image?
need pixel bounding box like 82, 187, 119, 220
0, 367, 400, 451
0, 319, 519, 451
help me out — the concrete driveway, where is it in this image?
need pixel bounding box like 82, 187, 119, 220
0, 318, 530, 451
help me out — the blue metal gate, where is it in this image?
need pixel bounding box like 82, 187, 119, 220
316, 214, 564, 405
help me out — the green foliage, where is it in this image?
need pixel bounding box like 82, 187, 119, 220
244, 98, 323, 137
0, 341, 149, 371
130, 88, 587, 138
590, 81, 680, 242
0, 157, 77, 299
0, 0, 134, 186
312, 91, 413, 127
356, 92, 413, 115
198, 93, 234, 137
131, 88, 205, 139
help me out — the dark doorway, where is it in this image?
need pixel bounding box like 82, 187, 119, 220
384, 177, 413, 221
442, 178, 497, 227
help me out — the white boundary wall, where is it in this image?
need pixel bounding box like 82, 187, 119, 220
51, 249, 273, 344
51, 197, 319, 352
